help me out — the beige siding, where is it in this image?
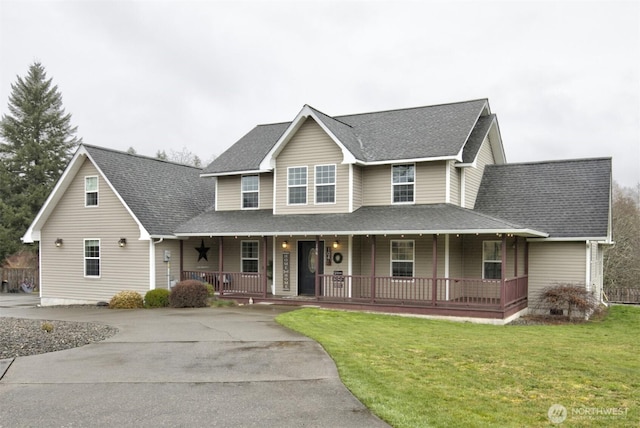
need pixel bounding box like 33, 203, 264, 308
154, 240, 181, 288
528, 241, 587, 303
275, 118, 350, 214
216, 173, 273, 211
362, 165, 389, 205
461, 235, 520, 279
464, 136, 495, 208
449, 161, 461, 205
40, 159, 149, 303
352, 165, 363, 211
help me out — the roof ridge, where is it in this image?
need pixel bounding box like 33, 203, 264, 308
487, 157, 612, 168
305, 105, 354, 129
82, 144, 203, 170
334, 98, 489, 119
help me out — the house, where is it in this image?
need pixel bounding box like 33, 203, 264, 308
23, 99, 612, 323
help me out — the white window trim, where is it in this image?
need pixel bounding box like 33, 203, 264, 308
390, 239, 415, 278
83, 238, 101, 278
314, 164, 336, 205
241, 240, 260, 273
391, 163, 416, 205
241, 175, 260, 210
287, 166, 308, 206
482, 240, 502, 280
85, 175, 99, 208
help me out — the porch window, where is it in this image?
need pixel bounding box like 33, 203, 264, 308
241, 175, 259, 209
392, 164, 415, 203
241, 240, 259, 273
315, 164, 336, 204
391, 240, 414, 277
85, 176, 98, 207
84, 239, 100, 277
483, 241, 502, 279
288, 166, 307, 205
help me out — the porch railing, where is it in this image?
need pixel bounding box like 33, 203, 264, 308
181, 271, 264, 295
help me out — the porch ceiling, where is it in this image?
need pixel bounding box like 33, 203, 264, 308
174, 204, 548, 238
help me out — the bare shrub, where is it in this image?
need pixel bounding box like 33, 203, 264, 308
537, 284, 601, 320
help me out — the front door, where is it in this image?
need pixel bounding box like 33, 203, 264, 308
298, 241, 324, 295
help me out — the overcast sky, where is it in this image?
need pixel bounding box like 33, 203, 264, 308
1, 0, 638, 187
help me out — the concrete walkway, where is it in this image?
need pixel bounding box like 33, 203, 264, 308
0, 294, 389, 427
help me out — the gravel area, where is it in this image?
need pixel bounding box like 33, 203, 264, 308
0, 317, 118, 359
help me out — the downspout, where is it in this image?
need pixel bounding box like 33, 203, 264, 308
151, 238, 164, 290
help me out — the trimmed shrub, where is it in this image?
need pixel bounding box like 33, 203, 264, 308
169, 280, 209, 308
144, 288, 170, 308
109, 290, 144, 309
205, 283, 215, 297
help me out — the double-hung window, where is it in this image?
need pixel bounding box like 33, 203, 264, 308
85, 176, 98, 207
392, 164, 415, 203
483, 241, 502, 279
241, 241, 259, 273
391, 240, 414, 277
315, 164, 336, 204
288, 166, 307, 205
84, 239, 100, 277
241, 175, 259, 209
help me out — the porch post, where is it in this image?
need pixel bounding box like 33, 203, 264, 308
524, 241, 529, 275
432, 234, 438, 304
315, 235, 320, 299
262, 236, 268, 298
370, 235, 376, 303
500, 234, 507, 309
218, 237, 224, 296
514, 236, 518, 277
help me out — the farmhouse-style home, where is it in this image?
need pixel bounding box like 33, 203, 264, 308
23, 99, 612, 323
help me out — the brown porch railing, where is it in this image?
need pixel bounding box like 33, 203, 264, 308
181, 271, 264, 295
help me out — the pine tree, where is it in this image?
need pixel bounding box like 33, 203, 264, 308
0, 62, 81, 261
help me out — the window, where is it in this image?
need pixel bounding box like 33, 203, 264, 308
391, 240, 414, 277
315, 164, 336, 204
241, 175, 259, 209
392, 164, 415, 203
241, 241, 259, 273
483, 241, 502, 279
84, 239, 100, 277
288, 166, 307, 205
85, 176, 98, 207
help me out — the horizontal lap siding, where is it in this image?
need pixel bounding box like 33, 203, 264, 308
528, 241, 586, 301
40, 159, 149, 303
448, 161, 461, 205
275, 118, 349, 214
363, 162, 447, 206
216, 173, 273, 211
155, 240, 181, 288
464, 137, 495, 208
352, 165, 363, 211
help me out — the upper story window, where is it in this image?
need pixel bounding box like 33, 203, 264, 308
84, 239, 100, 277
391, 240, 414, 277
85, 176, 98, 207
483, 241, 502, 279
288, 166, 307, 205
241, 240, 259, 273
315, 164, 336, 204
241, 175, 259, 209
392, 164, 415, 203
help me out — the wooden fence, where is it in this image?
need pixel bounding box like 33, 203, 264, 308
604, 287, 640, 304
1, 267, 39, 293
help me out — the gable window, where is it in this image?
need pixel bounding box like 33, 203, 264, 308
392, 164, 415, 203
391, 240, 414, 277
241, 175, 259, 209
483, 241, 502, 279
315, 164, 336, 204
84, 239, 100, 277
85, 176, 98, 207
288, 166, 307, 205
241, 240, 259, 273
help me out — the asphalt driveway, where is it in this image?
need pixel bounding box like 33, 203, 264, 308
0, 295, 389, 427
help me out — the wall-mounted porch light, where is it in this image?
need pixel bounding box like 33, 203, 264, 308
118, 238, 127, 247
333, 240, 339, 249
55, 238, 63, 247
282, 240, 288, 249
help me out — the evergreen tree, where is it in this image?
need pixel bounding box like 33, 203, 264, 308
0, 62, 81, 261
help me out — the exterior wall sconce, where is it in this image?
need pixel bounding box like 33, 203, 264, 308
118, 238, 127, 247
282, 240, 288, 249
333, 240, 339, 249
55, 238, 63, 247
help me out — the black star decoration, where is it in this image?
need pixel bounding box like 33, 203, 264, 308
195, 239, 210, 262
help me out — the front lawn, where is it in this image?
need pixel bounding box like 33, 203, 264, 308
276, 305, 639, 427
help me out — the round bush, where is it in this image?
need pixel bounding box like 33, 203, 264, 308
169, 280, 209, 308
144, 288, 170, 308
109, 290, 144, 309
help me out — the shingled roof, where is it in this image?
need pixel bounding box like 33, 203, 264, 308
474, 158, 612, 238
202, 99, 493, 175
83, 145, 215, 237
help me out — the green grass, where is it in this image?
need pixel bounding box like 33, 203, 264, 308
276, 306, 640, 427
